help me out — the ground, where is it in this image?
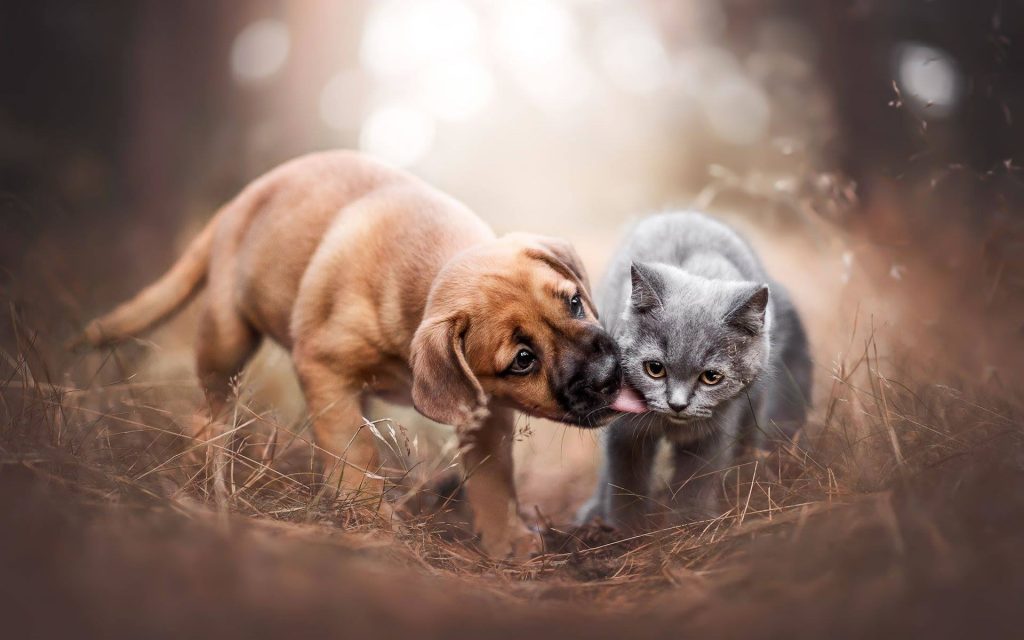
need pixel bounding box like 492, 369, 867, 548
2, 206, 1023, 639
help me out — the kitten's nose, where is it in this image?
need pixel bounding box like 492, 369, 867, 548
668, 400, 688, 414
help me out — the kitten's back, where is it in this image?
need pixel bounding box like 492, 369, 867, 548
599, 212, 768, 328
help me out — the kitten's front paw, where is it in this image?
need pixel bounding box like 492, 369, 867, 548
575, 495, 607, 526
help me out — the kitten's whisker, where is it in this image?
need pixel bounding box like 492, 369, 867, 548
582, 404, 611, 424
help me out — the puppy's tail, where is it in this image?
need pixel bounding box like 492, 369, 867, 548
70, 214, 219, 350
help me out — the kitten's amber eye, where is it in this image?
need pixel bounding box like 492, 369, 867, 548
644, 361, 666, 378
700, 370, 724, 385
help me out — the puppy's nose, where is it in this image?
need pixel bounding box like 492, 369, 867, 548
591, 331, 616, 356
594, 360, 620, 397
668, 400, 688, 414
586, 354, 621, 399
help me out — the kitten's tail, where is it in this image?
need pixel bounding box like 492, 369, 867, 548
69, 215, 219, 350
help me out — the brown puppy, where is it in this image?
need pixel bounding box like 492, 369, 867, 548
77, 151, 621, 557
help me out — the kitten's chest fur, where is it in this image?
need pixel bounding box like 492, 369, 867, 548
662, 417, 721, 446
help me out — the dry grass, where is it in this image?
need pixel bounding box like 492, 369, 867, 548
2, 204, 1023, 638
3, 298, 1022, 639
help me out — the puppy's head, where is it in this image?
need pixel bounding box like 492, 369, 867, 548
410, 233, 621, 428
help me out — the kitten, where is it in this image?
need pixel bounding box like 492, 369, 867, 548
580, 211, 812, 530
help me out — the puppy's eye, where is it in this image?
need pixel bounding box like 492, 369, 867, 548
508, 348, 537, 374
699, 370, 724, 385
568, 294, 584, 318
643, 361, 666, 378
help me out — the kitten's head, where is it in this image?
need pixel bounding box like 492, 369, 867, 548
616, 261, 771, 423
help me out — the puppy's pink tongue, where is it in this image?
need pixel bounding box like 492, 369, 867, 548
610, 385, 648, 413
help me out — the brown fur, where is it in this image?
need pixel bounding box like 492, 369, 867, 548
77, 151, 613, 557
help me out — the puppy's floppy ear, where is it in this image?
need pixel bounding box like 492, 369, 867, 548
529, 235, 592, 292
410, 315, 488, 427
725, 284, 769, 335
511, 233, 598, 318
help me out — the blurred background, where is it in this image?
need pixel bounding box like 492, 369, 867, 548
2, 0, 1023, 514
3, 0, 1021, 252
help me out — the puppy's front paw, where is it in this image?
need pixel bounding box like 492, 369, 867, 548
507, 525, 543, 560
479, 522, 542, 560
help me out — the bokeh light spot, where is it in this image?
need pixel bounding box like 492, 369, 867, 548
359, 105, 435, 167
596, 10, 669, 94
361, 0, 480, 78
230, 19, 290, 85
495, 0, 577, 70
702, 75, 771, 145
418, 59, 495, 121
319, 71, 370, 132
494, 0, 594, 111
895, 42, 961, 118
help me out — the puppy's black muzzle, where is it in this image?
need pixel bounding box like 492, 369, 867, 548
557, 330, 621, 426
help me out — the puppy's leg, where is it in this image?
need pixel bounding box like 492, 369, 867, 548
459, 407, 538, 559
194, 303, 259, 503
292, 354, 387, 509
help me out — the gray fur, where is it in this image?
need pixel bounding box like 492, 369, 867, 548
580, 212, 812, 530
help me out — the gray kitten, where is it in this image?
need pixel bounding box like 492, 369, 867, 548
581, 211, 812, 530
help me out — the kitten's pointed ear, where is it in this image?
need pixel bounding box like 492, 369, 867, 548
725, 284, 769, 335
630, 262, 663, 312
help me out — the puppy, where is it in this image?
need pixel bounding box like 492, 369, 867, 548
76, 151, 622, 557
